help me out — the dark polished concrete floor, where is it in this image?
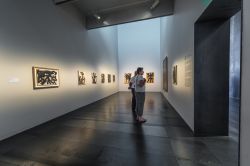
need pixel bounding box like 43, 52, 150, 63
0, 92, 239, 166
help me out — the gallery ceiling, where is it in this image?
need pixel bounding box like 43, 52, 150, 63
54, 0, 174, 29
197, 0, 241, 22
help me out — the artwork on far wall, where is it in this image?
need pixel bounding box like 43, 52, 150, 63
173, 65, 178, 85
124, 73, 132, 84
113, 75, 115, 82
185, 56, 192, 87
163, 57, 168, 91
78, 71, 86, 85
146, 72, 154, 83
108, 74, 111, 83
32, 66, 59, 89
92, 72, 97, 84
101, 74, 105, 83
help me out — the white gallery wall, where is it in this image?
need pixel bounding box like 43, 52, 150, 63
240, 0, 250, 165
0, 0, 118, 141
118, 18, 161, 92
160, 0, 206, 130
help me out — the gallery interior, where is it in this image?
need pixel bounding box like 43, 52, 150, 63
0, 0, 249, 165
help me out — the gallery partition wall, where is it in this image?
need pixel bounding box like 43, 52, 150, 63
194, 0, 242, 164
194, 0, 241, 136
194, 19, 231, 136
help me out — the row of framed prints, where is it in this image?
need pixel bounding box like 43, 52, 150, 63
124, 72, 154, 84
32, 67, 115, 89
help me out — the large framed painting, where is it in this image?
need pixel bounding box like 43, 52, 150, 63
108, 74, 111, 83
124, 73, 132, 84
78, 71, 86, 85
113, 75, 115, 82
173, 65, 178, 85
101, 74, 105, 83
92, 73, 97, 84
163, 57, 168, 91
146, 72, 154, 83
32, 67, 60, 89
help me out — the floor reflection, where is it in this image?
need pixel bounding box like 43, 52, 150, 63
0, 92, 239, 166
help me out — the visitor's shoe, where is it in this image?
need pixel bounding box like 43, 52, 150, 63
139, 119, 146, 123
139, 118, 147, 123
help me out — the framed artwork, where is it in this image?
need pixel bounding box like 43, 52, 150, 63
185, 56, 192, 87
32, 67, 59, 89
113, 75, 115, 82
92, 73, 97, 84
173, 65, 178, 85
108, 74, 111, 83
124, 73, 132, 84
146, 72, 154, 83
163, 57, 168, 91
78, 71, 86, 85
101, 74, 105, 83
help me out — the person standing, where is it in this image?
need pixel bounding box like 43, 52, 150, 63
129, 71, 137, 112
135, 67, 147, 123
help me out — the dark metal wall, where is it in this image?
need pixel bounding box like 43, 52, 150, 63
194, 19, 230, 136
194, 0, 241, 137
230, 11, 241, 100
229, 11, 241, 142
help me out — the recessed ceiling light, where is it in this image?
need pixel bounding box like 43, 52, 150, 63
94, 14, 101, 20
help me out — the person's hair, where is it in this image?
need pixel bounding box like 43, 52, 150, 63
134, 71, 138, 75
137, 67, 143, 74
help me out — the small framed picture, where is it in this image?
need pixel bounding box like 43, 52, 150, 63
92, 72, 97, 84
78, 71, 86, 85
101, 74, 105, 83
173, 65, 178, 85
146, 72, 154, 83
32, 67, 60, 89
108, 74, 111, 83
124, 73, 132, 84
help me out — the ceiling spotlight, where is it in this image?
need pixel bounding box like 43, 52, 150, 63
150, 0, 160, 10
94, 14, 101, 20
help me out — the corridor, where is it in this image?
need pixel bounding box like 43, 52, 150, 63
0, 93, 238, 166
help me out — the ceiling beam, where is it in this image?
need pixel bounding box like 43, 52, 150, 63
53, 0, 76, 5
90, 0, 152, 14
